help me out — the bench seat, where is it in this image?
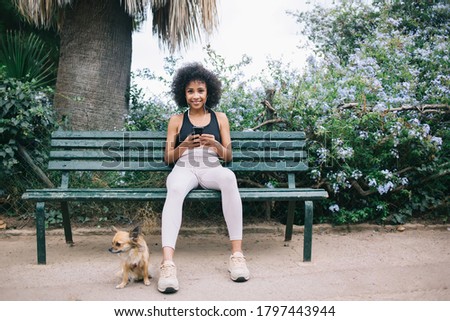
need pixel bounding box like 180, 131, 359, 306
23, 187, 328, 201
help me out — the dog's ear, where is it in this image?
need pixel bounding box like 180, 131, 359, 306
130, 226, 140, 241
111, 226, 118, 233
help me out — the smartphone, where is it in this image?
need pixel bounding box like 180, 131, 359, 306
192, 126, 204, 135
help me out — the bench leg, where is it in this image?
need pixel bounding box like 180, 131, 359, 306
36, 202, 46, 264
61, 201, 73, 245
284, 200, 295, 241
303, 201, 313, 262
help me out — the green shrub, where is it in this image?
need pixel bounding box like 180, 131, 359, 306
0, 73, 57, 178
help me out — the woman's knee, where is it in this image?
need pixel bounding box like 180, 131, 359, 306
167, 181, 190, 198
221, 168, 238, 184
167, 174, 197, 198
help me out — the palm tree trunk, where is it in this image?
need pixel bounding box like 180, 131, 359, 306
54, 0, 132, 130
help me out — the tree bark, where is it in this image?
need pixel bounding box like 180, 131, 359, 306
262, 88, 276, 131
17, 144, 55, 188
54, 0, 132, 130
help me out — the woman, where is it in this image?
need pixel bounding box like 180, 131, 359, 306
158, 62, 250, 294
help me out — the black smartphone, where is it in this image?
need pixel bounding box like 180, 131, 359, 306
192, 126, 204, 135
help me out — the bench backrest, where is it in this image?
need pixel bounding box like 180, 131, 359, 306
49, 131, 308, 173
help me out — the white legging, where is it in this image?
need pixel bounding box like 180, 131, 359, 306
161, 148, 243, 249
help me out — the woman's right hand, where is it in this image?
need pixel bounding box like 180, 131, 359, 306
180, 134, 201, 149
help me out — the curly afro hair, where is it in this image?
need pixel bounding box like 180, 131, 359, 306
171, 62, 222, 108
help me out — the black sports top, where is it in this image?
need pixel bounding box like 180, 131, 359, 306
175, 109, 222, 147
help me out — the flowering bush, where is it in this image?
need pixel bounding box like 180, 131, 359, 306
128, 1, 449, 225
272, 1, 449, 224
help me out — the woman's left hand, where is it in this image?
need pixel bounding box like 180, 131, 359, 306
199, 134, 218, 148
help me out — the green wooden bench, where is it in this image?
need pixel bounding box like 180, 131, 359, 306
22, 131, 328, 264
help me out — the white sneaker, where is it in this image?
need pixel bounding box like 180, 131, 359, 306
228, 252, 250, 282
158, 261, 179, 293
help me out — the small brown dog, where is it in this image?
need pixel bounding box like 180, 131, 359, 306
109, 226, 151, 289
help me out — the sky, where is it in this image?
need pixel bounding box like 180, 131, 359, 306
131, 0, 337, 92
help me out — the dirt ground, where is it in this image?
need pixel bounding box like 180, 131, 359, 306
0, 222, 449, 301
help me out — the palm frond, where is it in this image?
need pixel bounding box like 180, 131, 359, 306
13, 0, 218, 52
152, 0, 218, 53
13, 0, 152, 27
121, 0, 150, 16
13, 0, 71, 28
199, 0, 217, 35
150, 0, 167, 10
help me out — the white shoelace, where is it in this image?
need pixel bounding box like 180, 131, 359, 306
160, 263, 176, 278
230, 255, 247, 267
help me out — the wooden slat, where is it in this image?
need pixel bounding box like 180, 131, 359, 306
51, 139, 305, 149
231, 140, 306, 149
226, 161, 308, 172
25, 187, 325, 193
49, 150, 307, 161
231, 131, 305, 139
22, 187, 328, 201
51, 139, 166, 149
47, 160, 308, 171
48, 160, 171, 171
50, 150, 166, 160
234, 150, 307, 160
51, 130, 306, 140
52, 131, 168, 139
